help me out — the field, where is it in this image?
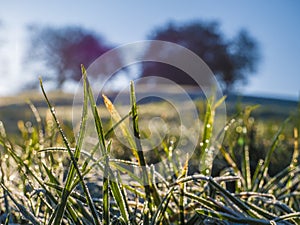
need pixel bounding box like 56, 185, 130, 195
0, 78, 299, 224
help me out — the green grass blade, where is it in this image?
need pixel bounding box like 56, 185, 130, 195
185, 192, 219, 211
130, 80, 148, 171
199, 96, 226, 176
242, 144, 251, 191
208, 177, 260, 219
179, 156, 189, 225
199, 100, 213, 175
81, 65, 106, 158
42, 163, 60, 185
251, 159, 264, 190
66, 203, 85, 225
45, 181, 101, 223
0, 137, 59, 209
89, 102, 106, 156
196, 208, 271, 225
42, 162, 86, 225
40, 77, 101, 225
1, 183, 40, 225
242, 198, 277, 220
149, 165, 162, 208
262, 166, 298, 193
170, 174, 210, 187
110, 176, 131, 224
289, 127, 299, 169
4, 213, 10, 225
103, 140, 111, 225
150, 187, 175, 225
82, 66, 112, 225
83, 66, 131, 224
27, 100, 44, 147
40, 78, 75, 224
255, 117, 290, 192
104, 111, 132, 140
130, 81, 152, 219
274, 212, 300, 223
219, 146, 245, 188
110, 160, 143, 184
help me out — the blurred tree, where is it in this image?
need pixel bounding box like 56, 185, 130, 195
25, 25, 118, 88
0, 20, 3, 46
141, 21, 261, 92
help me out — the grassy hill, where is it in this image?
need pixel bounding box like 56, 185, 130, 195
0, 90, 298, 135
226, 94, 298, 120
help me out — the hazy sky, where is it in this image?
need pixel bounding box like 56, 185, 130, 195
0, 1, 299, 99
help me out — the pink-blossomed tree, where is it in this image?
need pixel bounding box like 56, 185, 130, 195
25, 25, 122, 89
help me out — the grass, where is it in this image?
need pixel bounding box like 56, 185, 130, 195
0, 69, 299, 224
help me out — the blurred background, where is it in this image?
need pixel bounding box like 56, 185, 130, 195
0, 0, 299, 100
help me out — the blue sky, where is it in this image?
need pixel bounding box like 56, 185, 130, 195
0, 0, 299, 99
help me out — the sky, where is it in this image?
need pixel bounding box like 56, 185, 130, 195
0, 0, 299, 100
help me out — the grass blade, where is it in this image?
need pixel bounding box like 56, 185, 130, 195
254, 118, 290, 192
196, 208, 271, 225
242, 145, 251, 191
83, 66, 132, 224
290, 127, 299, 169
179, 156, 189, 225
40, 75, 101, 225
219, 145, 245, 188
0, 183, 40, 225
151, 187, 175, 225
208, 177, 260, 219
274, 212, 300, 223
102, 93, 137, 158
110, 175, 131, 224
130, 81, 152, 220
199, 96, 226, 176
103, 140, 111, 225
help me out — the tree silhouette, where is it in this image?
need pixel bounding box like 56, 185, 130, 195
141, 21, 261, 92
26, 25, 118, 88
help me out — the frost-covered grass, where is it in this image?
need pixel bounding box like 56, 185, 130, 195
0, 68, 299, 224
